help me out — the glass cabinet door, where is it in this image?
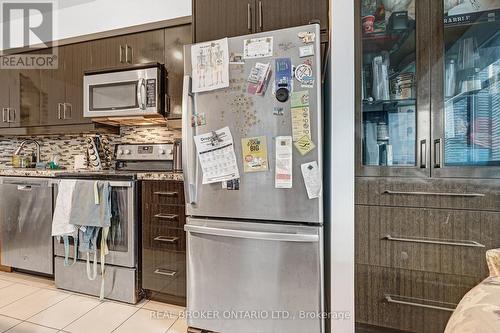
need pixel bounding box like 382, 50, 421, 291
356, 0, 430, 177
432, 2, 500, 178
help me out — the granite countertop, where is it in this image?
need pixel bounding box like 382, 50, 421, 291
136, 172, 184, 181
0, 168, 66, 178
0, 168, 184, 181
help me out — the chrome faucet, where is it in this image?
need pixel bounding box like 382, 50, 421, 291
14, 139, 41, 164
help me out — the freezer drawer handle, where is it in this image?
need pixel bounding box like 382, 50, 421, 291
154, 213, 178, 220
153, 191, 178, 197
154, 268, 177, 277
184, 225, 319, 243
17, 185, 33, 191
383, 234, 485, 248
382, 190, 485, 197
154, 236, 179, 243
385, 294, 456, 312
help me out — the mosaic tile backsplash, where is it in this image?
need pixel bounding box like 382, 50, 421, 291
0, 126, 181, 169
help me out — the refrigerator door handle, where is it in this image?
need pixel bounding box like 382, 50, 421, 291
182, 75, 198, 205
184, 225, 319, 243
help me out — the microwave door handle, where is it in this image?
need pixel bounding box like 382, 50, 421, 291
182, 75, 198, 205
137, 78, 146, 110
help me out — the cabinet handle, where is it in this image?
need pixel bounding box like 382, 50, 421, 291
6, 108, 10, 123
258, 1, 263, 30
434, 138, 442, 168
419, 139, 427, 168
2, 108, 6, 122
64, 103, 72, 119
57, 103, 63, 119
154, 268, 177, 277
153, 191, 178, 197
247, 3, 252, 31
8, 108, 15, 122
125, 44, 132, 64
384, 294, 456, 312
119, 45, 124, 63
382, 190, 485, 197
154, 213, 179, 220
154, 236, 179, 243
383, 234, 485, 248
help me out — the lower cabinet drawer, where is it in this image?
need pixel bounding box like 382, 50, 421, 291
150, 204, 186, 229
150, 226, 186, 252
355, 264, 482, 333
142, 249, 186, 298
356, 205, 500, 277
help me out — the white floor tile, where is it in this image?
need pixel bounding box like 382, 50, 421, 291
0, 315, 21, 333
114, 308, 177, 333
27, 294, 101, 330
0, 272, 55, 289
167, 317, 188, 333
5, 321, 58, 333
0, 280, 13, 290
0, 289, 69, 320
142, 301, 185, 316
0, 284, 40, 309
63, 301, 138, 333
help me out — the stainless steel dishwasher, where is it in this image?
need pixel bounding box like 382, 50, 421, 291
0, 177, 54, 275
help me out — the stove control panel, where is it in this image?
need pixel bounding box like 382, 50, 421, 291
115, 144, 174, 161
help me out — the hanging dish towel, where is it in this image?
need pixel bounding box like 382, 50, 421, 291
51, 180, 78, 266
69, 180, 112, 300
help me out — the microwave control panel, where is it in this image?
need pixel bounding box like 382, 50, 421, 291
146, 79, 156, 107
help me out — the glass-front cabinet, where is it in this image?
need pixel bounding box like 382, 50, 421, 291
432, 1, 500, 178
356, 0, 430, 177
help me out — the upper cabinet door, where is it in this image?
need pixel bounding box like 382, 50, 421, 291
40, 47, 67, 125
63, 42, 93, 124
164, 24, 192, 118
257, 0, 328, 32
125, 30, 165, 65
194, 0, 255, 42
356, 0, 431, 177
9, 67, 42, 128
89, 35, 127, 69
431, 1, 500, 178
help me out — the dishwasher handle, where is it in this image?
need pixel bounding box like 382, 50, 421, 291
184, 224, 319, 243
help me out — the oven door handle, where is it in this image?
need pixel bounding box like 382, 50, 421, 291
137, 78, 146, 110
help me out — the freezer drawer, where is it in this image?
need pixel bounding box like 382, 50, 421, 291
185, 218, 324, 333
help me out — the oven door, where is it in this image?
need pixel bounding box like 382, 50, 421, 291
83, 66, 162, 118
53, 180, 138, 268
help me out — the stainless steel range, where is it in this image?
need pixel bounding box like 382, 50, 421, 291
54, 143, 176, 304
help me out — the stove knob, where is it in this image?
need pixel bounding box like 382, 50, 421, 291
159, 149, 166, 155
117, 150, 123, 156
124, 149, 131, 155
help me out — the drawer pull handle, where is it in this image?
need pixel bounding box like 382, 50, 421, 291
385, 294, 456, 312
154, 191, 178, 197
383, 234, 485, 248
382, 190, 485, 197
154, 268, 177, 277
154, 213, 179, 220
154, 236, 179, 243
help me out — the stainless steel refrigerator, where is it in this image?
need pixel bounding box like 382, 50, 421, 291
182, 24, 324, 333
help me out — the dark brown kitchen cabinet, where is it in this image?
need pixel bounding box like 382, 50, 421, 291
90, 29, 165, 69
164, 24, 192, 118
193, 0, 254, 42
40, 44, 92, 125
0, 70, 12, 128
257, 0, 328, 33
142, 180, 186, 306
193, 0, 328, 42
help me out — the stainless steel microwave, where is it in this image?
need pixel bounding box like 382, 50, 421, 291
84, 63, 165, 119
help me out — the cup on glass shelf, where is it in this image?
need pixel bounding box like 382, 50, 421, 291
362, 15, 376, 34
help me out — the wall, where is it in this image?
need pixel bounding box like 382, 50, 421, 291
328, 0, 356, 332
0, 126, 181, 168
4, 0, 191, 49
